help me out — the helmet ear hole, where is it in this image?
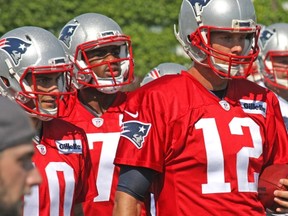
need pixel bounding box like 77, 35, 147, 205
187, 34, 192, 43
25, 34, 32, 41
0, 76, 10, 87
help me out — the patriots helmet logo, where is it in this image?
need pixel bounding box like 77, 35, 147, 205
188, 0, 211, 16
259, 29, 274, 50
59, 24, 78, 48
121, 120, 151, 149
0, 37, 32, 66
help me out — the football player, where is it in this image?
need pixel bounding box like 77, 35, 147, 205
140, 62, 187, 86
0, 26, 97, 215
259, 23, 288, 131
58, 13, 135, 215
113, 0, 288, 215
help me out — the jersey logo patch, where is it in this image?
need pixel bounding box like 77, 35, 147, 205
121, 120, 151, 149
240, 99, 267, 117
124, 110, 139, 118
219, 100, 230, 111
92, 117, 104, 127
55, 139, 83, 154
36, 144, 47, 155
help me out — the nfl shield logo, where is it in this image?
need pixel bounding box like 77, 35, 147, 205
36, 144, 47, 155
92, 117, 104, 127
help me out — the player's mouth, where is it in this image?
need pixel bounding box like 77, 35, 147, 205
41, 99, 56, 108
106, 67, 120, 77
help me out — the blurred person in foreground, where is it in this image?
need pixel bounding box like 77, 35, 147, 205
113, 0, 288, 215
0, 96, 41, 216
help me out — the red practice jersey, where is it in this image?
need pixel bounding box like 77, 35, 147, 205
114, 72, 288, 216
23, 118, 96, 216
63, 92, 127, 215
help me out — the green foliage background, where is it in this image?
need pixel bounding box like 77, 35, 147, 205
0, 0, 287, 79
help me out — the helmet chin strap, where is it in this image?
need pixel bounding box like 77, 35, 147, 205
247, 73, 263, 82
28, 107, 57, 121
196, 56, 240, 79
96, 78, 124, 94
209, 56, 240, 77
276, 77, 288, 88
27, 112, 52, 121
97, 86, 122, 94
214, 63, 240, 77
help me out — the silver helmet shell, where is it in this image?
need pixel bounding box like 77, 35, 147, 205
260, 23, 288, 89
140, 62, 187, 86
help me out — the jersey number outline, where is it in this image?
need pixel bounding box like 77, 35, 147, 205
86, 132, 120, 202
195, 117, 262, 194
23, 162, 75, 216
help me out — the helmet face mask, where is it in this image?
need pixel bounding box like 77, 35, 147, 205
260, 23, 288, 90
0, 26, 76, 120
59, 13, 134, 94
74, 35, 134, 93
240, 57, 263, 82
190, 25, 260, 78
17, 63, 75, 119
263, 51, 288, 89
175, 0, 260, 79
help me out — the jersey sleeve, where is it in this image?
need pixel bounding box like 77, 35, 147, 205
114, 87, 168, 173
262, 91, 288, 166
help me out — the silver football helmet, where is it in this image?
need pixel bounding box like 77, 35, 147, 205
140, 62, 187, 86
59, 13, 134, 94
260, 23, 288, 89
0, 26, 75, 120
174, 0, 260, 78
